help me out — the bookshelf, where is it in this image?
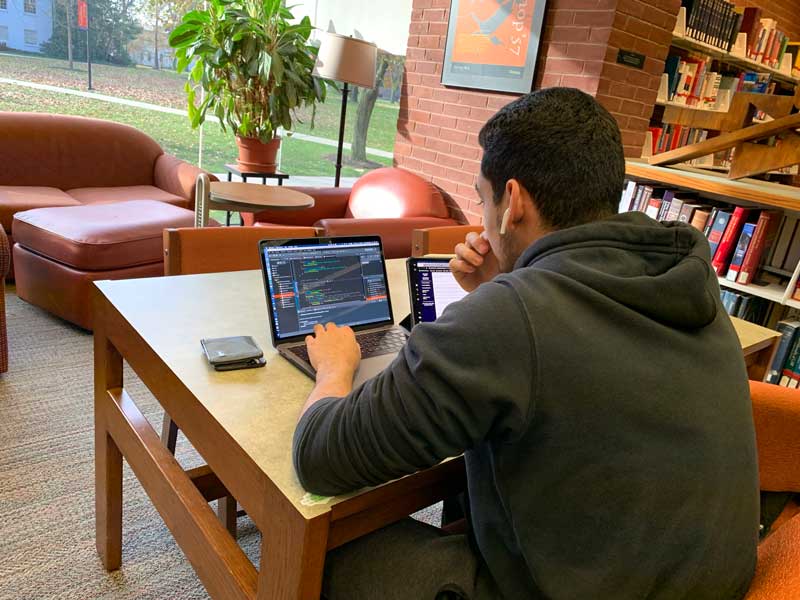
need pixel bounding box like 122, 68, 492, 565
624, 159, 800, 310
671, 34, 799, 85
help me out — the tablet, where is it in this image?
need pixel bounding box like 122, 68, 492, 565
407, 257, 468, 326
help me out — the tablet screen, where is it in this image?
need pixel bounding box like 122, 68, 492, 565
408, 258, 468, 325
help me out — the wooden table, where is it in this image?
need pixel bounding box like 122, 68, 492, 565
93, 259, 466, 600
731, 316, 781, 382
194, 175, 314, 228
93, 262, 780, 599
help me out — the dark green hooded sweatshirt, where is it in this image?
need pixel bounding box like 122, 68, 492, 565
294, 211, 759, 599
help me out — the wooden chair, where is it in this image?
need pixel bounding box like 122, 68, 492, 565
161, 225, 317, 534
411, 225, 483, 257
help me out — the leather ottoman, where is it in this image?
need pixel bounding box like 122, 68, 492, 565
12, 200, 202, 330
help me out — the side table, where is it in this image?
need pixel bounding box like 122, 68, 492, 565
194, 174, 314, 228
222, 165, 290, 224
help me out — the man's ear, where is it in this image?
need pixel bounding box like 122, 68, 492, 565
505, 179, 526, 228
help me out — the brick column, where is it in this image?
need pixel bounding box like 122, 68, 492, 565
394, 0, 680, 222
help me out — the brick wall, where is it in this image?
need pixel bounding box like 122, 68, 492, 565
394, 0, 680, 223
736, 0, 800, 42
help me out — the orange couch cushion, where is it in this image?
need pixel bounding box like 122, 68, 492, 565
0, 186, 81, 231
67, 185, 187, 207
0, 112, 163, 189
745, 514, 800, 599
345, 167, 449, 220
12, 200, 196, 271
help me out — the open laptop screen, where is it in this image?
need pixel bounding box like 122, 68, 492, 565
408, 258, 468, 325
261, 237, 393, 341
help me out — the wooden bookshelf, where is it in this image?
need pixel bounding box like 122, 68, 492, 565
625, 160, 800, 212
625, 159, 800, 310
671, 34, 799, 85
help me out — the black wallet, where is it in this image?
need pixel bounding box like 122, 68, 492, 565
201, 336, 266, 371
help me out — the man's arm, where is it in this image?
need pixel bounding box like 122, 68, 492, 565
292, 280, 536, 496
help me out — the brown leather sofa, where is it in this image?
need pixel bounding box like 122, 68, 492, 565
0, 227, 8, 373
242, 167, 462, 258
0, 112, 207, 276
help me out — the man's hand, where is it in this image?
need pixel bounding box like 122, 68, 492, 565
450, 232, 501, 292
299, 323, 361, 421
306, 322, 361, 381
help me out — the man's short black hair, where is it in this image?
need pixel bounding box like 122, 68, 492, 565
478, 87, 625, 229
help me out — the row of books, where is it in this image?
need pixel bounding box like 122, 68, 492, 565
681, 1, 798, 73
648, 125, 708, 156
663, 53, 776, 108
719, 289, 770, 324
620, 182, 783, 284
766, 320, 800, 387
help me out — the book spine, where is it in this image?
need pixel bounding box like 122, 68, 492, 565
726, 222, 756, 281
712, 207, 749, 275
737, 211, 779, 285
768, 323, 799, 384
779, 333, 800, 387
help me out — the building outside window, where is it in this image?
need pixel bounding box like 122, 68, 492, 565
24, 29, 37, 45
24, 0, 36, 14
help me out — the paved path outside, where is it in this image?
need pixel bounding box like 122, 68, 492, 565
0, 77, 394, 160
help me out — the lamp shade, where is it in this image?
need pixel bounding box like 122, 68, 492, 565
314, 32, 378, 88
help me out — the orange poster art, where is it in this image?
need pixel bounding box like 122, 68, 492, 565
451, 0, 536, 67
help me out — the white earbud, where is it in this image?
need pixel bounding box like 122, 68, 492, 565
499, 207, 511, 236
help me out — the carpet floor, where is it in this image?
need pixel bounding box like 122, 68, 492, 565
0, 289, 440, 599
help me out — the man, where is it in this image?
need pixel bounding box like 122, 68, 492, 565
293, 87, 759, 599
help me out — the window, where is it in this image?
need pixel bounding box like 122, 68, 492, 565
24, 29, 37, 45
0, 0, 6, 11
24, 0, 35, 13
0, 26, 7, 43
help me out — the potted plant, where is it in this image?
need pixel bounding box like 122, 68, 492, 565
169, 0, 326, 172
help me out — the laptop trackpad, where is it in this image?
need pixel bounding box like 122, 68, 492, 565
353, 354, 397, 388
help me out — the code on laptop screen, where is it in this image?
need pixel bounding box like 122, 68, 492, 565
264, 240, 391, 339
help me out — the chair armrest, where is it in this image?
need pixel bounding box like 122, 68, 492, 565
154, 153, 217, 209
411, 225, 484, 257
316, 217, 459, 259
243, 186, 351, 226
750, 380, 800, 492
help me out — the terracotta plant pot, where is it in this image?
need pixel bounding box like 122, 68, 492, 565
235, 135, 281, 173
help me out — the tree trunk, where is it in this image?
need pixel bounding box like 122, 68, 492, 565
154, 7, 160, 70
351, 58, 388, 163
66, 0, 73, 69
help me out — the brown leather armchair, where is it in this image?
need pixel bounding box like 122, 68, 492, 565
242, 167, 461, 258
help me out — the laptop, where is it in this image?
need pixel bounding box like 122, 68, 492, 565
406, 257, 468, 327
259, 236, 409, 387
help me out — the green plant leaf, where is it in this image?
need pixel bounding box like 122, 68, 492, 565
169, 25, 200, 48
271, 50, 284, 85
182, 10, 210, 25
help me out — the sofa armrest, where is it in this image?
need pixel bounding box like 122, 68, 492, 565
316, 217, 459, 259
154, 153, 216, 209
243, 186, 352, 227
750, 380, 800, 492
0, 227, 9, 278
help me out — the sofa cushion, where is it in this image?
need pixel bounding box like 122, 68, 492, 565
12, 200, 197, 271
0, 186, 81, 231
67, 185, 188, 207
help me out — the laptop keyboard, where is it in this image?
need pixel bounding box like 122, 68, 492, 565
288, 328, 407, 364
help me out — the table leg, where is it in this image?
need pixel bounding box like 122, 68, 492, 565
257, 510, 329, 600
94, 330, 123, 571
278, 178, 283, 187
218, 496, 238, 537
227, 173, 232, 182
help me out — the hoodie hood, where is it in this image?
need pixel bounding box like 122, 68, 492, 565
514, 211, 718, 329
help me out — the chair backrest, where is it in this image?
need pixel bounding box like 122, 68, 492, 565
163, 226, 317, 275
346, 167, 450, 220
411, 225, 483, 257
0, 112, 164, 189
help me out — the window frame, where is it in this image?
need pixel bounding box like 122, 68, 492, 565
23, 29, 37, 45
23, 0, 36, 14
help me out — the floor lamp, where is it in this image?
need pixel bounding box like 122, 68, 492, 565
314, 32, 378, 187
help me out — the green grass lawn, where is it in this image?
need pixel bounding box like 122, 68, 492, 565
0, 82, 392, 177
0, 51, 400, 153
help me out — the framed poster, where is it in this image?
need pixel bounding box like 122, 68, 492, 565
441, 0, 547, 93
